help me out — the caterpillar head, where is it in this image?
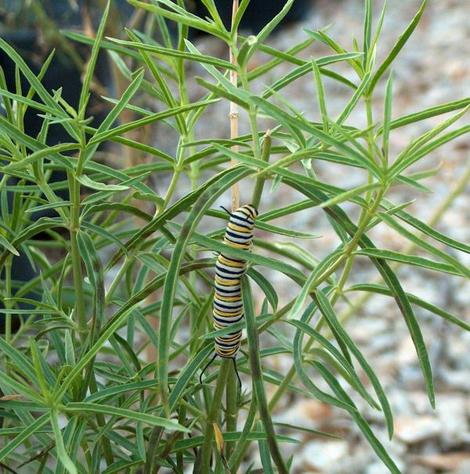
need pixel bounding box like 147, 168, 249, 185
221, 204, 258, 225
242, 204, 258, 220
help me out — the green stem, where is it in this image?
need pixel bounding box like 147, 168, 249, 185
225, 362, 238, 458
339, 163, 470, 324
176, 404, 187, 473
198, 360, 230, 474
228, 396, 257, 472
365, 94, 375, 160
251, 130, 272, 208
144, 427, 164, 474
159, 133, 190, 213
239, 71, 261, 163
88, 374, 114, 466
3, 255, 12, 345
161, 168, 181, 212
67, 171, 86, 334
105, 257, 131, 304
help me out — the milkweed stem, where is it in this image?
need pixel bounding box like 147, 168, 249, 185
197, 359, 230, 473
251, 130, 272, 209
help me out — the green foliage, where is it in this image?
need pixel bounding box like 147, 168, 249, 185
0, 1, 468, 472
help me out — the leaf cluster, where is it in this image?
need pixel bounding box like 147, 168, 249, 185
0, 1, 468, 473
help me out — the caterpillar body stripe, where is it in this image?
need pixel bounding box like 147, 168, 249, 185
213, 204, 258, 359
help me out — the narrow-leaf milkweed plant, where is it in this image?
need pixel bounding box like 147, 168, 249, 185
0, 0, 468, 473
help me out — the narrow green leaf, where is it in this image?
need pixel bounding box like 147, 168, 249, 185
84, 202, 152, 222
382, 72, 394, 163
282, 175, 435, 407
78, 0, 110, 115
292, 301, 353, 410
82, 69, 145, 164
168, 345, 213, 412
369, 1, 387, 68
257, 0, 295, 44
367, 251, 435, 407
0, 414, 49, 462
336, 72, 371, 125
395, 105, 469, 169
385, 97, 470, 132
89, 99, 215, 145
369, 0, 427, 92
248, 36, 314, 80
378, 213, 470, 279
102, 459, 143, 474
109, 37, 235, 69
50, 410, 78, 474
250, 96, 382, 178
305, 29, 363, 75
0, 370, 44, 403
0, 87, 61, 118
0, 234, 19, 256
258, 420, 275, 474
247, 268, 278, 312
391, 125, 470, 178
347, 284, 470, 332
386, 206, 470, 254
64, 403, 189, 432
76, 174, 129, 192
287, 319, 379, 410
2, 143, 80, 172
262, 53, 363, 99
63, 29, 141, 59
128, 0, 230, 41
311, 59, 328, 132
242, 277, 288, 474
363, 0, 373, 68
356, 248, 467, 277
231, 0, 250, 33
242, 0, 295, 64
0, 337, 36, 382
85, 380, 157, 403
273, 422, 340, 439
320, 182, 381, 208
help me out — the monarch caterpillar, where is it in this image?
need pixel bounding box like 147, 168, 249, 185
200, 204, 258, 383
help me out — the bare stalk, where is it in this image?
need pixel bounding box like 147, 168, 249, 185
230, 0, 240, 210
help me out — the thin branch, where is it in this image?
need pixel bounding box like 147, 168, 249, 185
230, 0, 240, 211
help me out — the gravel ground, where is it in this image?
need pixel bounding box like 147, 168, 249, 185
186, 1, 470, 473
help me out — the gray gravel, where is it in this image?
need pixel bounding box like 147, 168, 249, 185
186, 1, 470, 472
